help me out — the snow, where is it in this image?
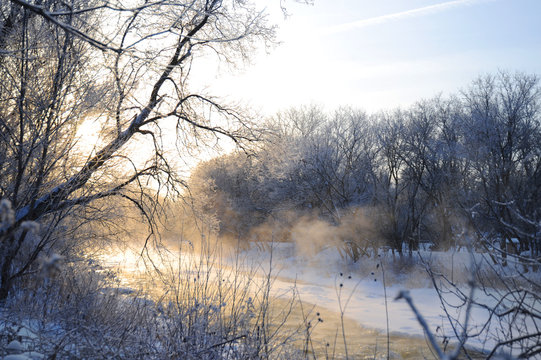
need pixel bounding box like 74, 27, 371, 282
105, 240, 539, 356
233, 244, 438, 332
218, 242, 509, 353
6, 340, 24, 354
3, 338, 45, 360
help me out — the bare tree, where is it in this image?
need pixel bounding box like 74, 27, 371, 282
462, 72, 541, 263
0, 0, 275, 299
372, 110, 412, 257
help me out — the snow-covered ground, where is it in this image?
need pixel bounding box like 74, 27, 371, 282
225, 242, 495, 352
106, 240, 538, 357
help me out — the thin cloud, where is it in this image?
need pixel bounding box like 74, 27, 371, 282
324, 0, 495, 34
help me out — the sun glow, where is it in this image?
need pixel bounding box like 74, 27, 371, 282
200, 0, 541, 115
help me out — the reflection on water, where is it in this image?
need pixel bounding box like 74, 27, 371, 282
101, 248, 483, 360
268, 297, 439, 359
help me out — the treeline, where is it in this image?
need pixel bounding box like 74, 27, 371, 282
189, 72, 541, 262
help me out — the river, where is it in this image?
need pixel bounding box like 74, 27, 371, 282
100, 245, 484, 359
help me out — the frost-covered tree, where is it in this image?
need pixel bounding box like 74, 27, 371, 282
189, 72, 541, 264
462, 72, 541, 261
416, 98, 471, 250
371, 110, 413, 256
297, 108, 376, 221
401, 98, 470, 251
0, 0, 275, 299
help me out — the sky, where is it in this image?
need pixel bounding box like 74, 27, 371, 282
193, 0, 541, 115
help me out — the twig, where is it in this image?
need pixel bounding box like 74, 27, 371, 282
395, 290, 448, 360
196, 334, 247, 355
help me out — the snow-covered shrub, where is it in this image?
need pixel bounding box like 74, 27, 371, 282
2, 257, 158, 358
1, 237, 304, 359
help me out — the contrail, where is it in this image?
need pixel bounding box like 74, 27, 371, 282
324, 0, 495, 34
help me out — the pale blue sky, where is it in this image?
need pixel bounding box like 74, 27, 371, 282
195, 0, 541, 114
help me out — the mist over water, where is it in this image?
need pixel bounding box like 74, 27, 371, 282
102, 235, 488, 359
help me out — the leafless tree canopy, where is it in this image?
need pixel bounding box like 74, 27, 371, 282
0, 0, 275, 299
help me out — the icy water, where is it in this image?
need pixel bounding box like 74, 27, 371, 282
102, 248, 484, 359
259, 296, 486, 360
